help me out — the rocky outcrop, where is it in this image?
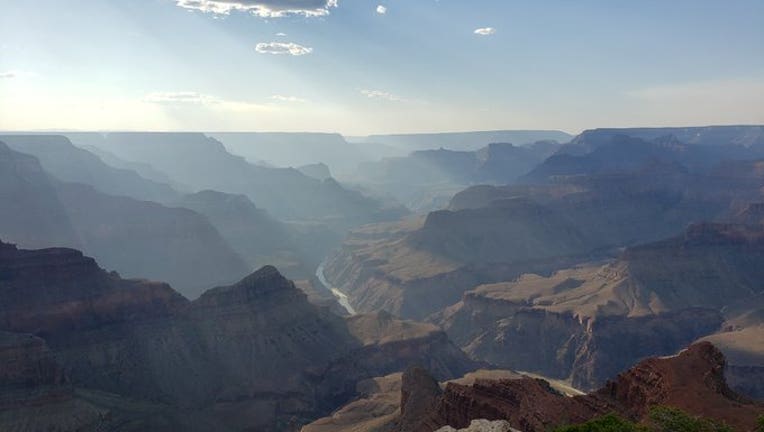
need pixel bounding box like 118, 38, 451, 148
305, 343, 763, 432
0, 332, 68, 409
407, 343, 764, 432
300, 373, 403, 432
399, 366, 444, 431
0, 241, 477, 431
436, 420, 517, 432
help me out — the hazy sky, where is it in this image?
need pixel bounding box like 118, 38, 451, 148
1, 0, 762, 135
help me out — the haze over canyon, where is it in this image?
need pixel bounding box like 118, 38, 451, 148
1, 1, 763, 431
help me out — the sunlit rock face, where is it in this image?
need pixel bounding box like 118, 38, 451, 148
438, 223, 764, 391
402, 343, 763, 432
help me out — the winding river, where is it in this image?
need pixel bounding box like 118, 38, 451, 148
315, 260, 356, 315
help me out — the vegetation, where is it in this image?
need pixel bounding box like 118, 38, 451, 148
648, 407, 732, 432
553, 407, 735, 432
553, 414, 646, 432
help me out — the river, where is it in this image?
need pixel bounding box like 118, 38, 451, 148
315, 260, 356, 315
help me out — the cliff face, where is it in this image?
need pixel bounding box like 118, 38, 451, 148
305, 342, 763, 432
0, 142, 80, 250
0, 332, 68, 409
441, 294, 722, 389
324, 163, 759, 320
176, 190, 308, 274
405, 343, 763, 432
0, 241, 476, 432
55, 181, 251, 298
437, 223, 764, 391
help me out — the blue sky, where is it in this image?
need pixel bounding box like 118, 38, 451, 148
0, 0, 762, 134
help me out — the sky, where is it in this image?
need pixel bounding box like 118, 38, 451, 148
0, 0, 763, 135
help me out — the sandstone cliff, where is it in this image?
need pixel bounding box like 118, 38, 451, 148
436, 223, 764, 391
407, 343, 763, 432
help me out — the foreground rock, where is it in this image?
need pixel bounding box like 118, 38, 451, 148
435, 420, 518, 432
0, 240, 477, 431
408, 343, 763, 432
304, 343, 763, 431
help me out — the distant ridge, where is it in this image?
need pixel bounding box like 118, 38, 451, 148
357, 130, 574, 152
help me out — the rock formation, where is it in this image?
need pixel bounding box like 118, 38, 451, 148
410, 343, 763, 432
70, 132, 406, 224
437, 223, 764, 391
0, 135, 179, 203
0, 241, 476, 431
0, 141, 80, 249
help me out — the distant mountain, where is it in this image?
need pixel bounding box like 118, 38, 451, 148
358, 130, 574, 152
0, 135, 180, 203
0, 141, 80, 249
72, 132, 405, 224
520, 126, 764, 183
211, 132, 397, 176
350, 141, 560, 212
298, 162, 333, 180
175, 190, 311, 277
0, 141, 253, 297
523, 132, 764, 183
559, 125, 764, 156
80, 143, 184, 189
0, 242, 477, 431
54, 182, 250, 298
359, 141, 559, 185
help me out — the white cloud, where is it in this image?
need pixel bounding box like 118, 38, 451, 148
144, 91, 218, 105
376, 5, 387, 14
271, 95, 307, 103
0, 71, 16, 79
174, 0, 338, 17
144, 91, 273, 112
361, 89, 405, 102
474, 27, 496, 36
256, 42, 313, 56
275, 32, 287, 36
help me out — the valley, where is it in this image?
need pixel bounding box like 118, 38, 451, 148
2, 126, 763, 431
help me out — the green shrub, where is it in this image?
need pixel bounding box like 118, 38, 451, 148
554, 408, 737, 432
553, 413, 646, 432
648, 406, 733, 432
